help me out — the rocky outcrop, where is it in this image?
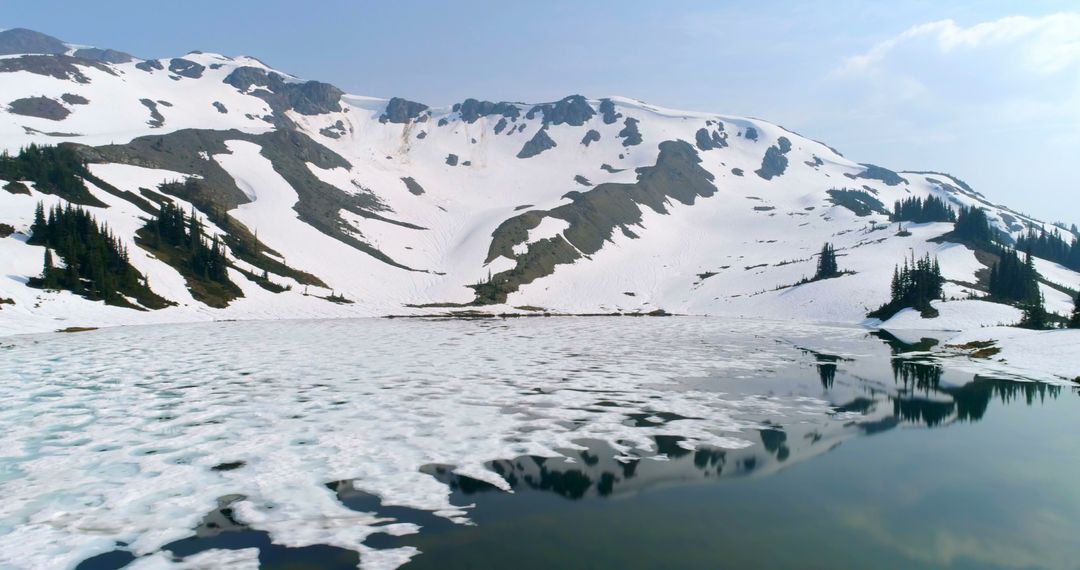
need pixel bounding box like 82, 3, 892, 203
379, 97, 429, 124
0, 28, 66, 55
517, 129, 557, 159
223, 66, 343, 121
453, 99, 520, 123
168, 58, 206, 79
526, 95, 595, 126
73, 48, 134, 64
7, 96, 70, 121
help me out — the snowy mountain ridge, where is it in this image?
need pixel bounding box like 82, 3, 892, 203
1, 28, 1078, 339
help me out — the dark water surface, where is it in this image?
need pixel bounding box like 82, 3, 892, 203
2, 318, 1075, 570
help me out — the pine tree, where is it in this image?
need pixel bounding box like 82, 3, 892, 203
1069, 290, 1080, 329
814, 243, 840, 280
868, 253, 944, 319
952, 206, 995, 248
988, 249, 1040, 304
1019, 292, 1049, 330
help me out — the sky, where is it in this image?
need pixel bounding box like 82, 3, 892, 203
3, 0, 1079, 224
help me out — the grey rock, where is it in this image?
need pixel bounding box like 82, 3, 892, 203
401, 177, 425, 195
73, 47, 133, 64
7, 96, 69, 120
379, 97, 429, 124
135, 59, 164, 72
516, 129, 557, 159
0, 54, 113, 83
60, 93, 89, 105
581, 129, 600, 146
453, 98, 520, 123
0, 28, 66, 56
617, 118, 642, 147
598, 98, 621, 124
139, 98, 164, 128
168, 58, 205, 79
446, 154, 459, 166
526, 95, 595, 126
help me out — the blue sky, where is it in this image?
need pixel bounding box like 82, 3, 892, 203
5, 0, 1079, 224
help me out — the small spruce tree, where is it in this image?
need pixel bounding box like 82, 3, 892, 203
814, 243, 839, 280
1069, 290, 1080, 329
1019, 292, 1049, 330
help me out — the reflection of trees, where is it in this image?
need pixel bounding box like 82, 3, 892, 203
887, 358, 1062, 428
818, 363, 837, 389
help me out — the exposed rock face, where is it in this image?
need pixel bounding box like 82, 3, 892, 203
744, 126, 759, 141
695, 126, 728, 151
453, 99, 520, 123
223, 66, 343, 120
479, 140, 716, 303
379, 97, 429, 124
135, 59, 164, 72
319, 120, 346, 139
494, 118, 509, 134
581, 129, 601, 146
7, 96, 70, 120
139, 99, 165, 128
526, 95, 595, 126
73, 48, 134, 64
853, 164, 908, 186
598, 98, 621, 124
617, 118, 642, 147
401, 177, 425, 195
516, 129, 557, 159
0, 28, 67, 55
0, 55, 113, 83
445, 154, 459, 166
212, 101, 228, 114
168, 58, 206, 79
755, 136, 792, 180
61, 93, 89, 105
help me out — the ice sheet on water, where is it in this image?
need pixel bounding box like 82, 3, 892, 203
0, 317, 879, 569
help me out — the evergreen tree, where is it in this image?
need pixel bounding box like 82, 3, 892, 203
139, 201, 233, 288
892, 196, 956, 224
1019, 292, 1049, 330
1016, 228, 1079, 271
814, 243, 839, 280
869, 252, 945, 319
988, 249, 1040, 304
26, 201, 166, 307
1068, 289, 1080, 329
952, 206, 996, 248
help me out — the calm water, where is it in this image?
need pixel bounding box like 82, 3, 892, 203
0, 318, 1076, 569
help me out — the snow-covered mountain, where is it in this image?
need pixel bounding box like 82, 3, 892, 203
1, 28, 1078, 335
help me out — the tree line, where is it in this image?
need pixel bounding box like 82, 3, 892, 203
29, 202, 167, 308
141, 201, 232, 286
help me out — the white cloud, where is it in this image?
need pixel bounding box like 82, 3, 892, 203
836, 13, 1080, 77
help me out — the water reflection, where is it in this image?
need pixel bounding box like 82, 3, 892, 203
70, 328, 1073, 570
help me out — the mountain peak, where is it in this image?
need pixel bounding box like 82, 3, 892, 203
0, 27, 67, 56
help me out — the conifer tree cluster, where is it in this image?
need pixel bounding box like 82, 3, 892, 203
0, 144, 105, 206
814, 243, 839, 280
868, 253, 944, 320
891, 196, 956, 224
142, 202, 231, 285
988, 249, 1041, 304
1015, 228, 1080, 272
951, 206, 996, 248
27, 202, 165, 307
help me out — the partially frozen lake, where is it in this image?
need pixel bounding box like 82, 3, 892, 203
0, 317, 1076, 569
